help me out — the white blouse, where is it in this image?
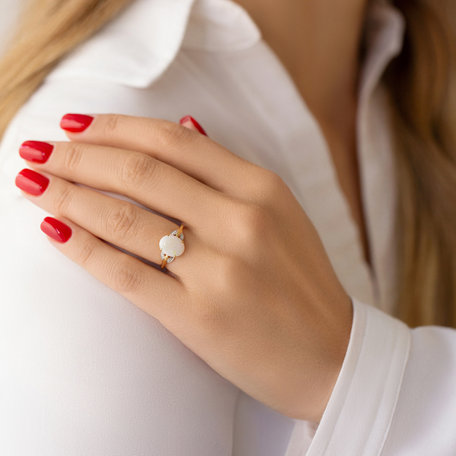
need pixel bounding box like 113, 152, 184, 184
0, 0, 455, 454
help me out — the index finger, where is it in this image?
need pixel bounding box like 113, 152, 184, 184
60, 113, 259, 196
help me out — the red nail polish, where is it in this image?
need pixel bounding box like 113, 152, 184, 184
179, 115, 208, 136
15, 168, 49, 196
40, 217, 72, 243
60, 113, 94, 133
19, 141, 54, 164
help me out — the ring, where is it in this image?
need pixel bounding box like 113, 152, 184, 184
159, 224, 185, 269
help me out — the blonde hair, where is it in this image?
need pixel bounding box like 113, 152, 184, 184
0, 0, 454, 327
385, 0, 456, 327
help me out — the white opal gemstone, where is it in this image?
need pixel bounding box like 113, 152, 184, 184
159, 234, 185, 257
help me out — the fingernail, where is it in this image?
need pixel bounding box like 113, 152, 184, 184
60, 113, 94, 133
19, 140, 54, 164
15, 168, 49, 196
40, 217, 72, 243
179, 115, 207, 136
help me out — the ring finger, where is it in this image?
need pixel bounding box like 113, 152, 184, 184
14, 168, 202, 276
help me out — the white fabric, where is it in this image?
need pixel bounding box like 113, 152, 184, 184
0, 0, 455, 454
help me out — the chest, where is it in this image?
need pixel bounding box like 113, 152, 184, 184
322, 123, 373, 272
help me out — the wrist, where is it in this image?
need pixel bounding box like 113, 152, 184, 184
307, 295, 354, 422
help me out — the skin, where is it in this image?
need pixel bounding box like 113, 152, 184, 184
234, 0, 372, 268
17, 114, 353, 422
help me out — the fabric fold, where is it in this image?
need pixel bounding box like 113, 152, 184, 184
46, 0, 196, 87
286, 298, 412, 455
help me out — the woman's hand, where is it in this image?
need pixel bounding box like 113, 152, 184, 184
15, 113, 353, 422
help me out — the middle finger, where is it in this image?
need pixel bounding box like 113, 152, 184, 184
19, 140, 230, 235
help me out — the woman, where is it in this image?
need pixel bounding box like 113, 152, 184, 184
0, 0, 455, 454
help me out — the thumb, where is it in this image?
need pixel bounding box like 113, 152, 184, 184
179, 115, 208, 136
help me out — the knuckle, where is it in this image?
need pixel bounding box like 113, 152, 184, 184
111, 260, 144, 294
54, 184, 74, 214
263, 169, 286, 192
120, 152, 158, 188
235, 202, 271, 248
102, 114, 121, 135
63, 143, 85, 172
191, 290, 228, 329
77, 239, 97, 267
196, 302, 226, 329
105, 203, 139, 241
251, 168, 287, 200
156, 122, 193, 149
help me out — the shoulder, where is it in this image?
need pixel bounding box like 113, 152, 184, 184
0, 0, 261, 167
1, 0, 196, 150
0, 0, 196, 180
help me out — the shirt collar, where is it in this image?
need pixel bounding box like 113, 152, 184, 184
358, 0, 406, 100
48, 0, 405, 91
184, 0, 405, 55
48, 0, 196, 87
182, 0, 261, 51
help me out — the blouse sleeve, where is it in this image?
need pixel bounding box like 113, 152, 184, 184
286, 297, 456, 455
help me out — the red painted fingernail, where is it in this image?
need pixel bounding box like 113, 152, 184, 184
15, 168, 49, 196
179, 115, 208, 136
60, 113, 94, 133
19, 140, 54, 164
40, 217, 72, 243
